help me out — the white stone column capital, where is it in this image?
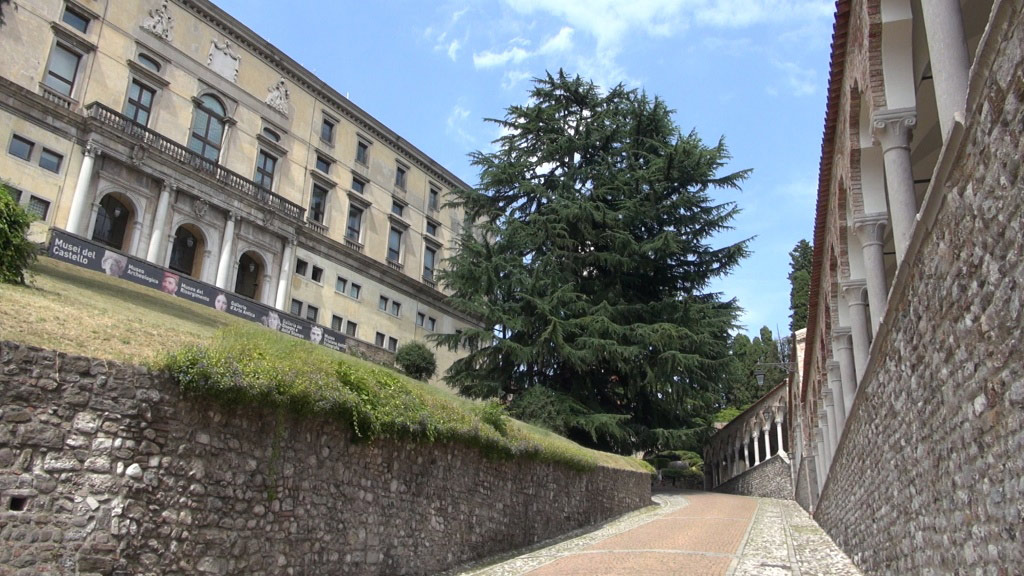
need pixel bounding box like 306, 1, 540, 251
831, 327, 852, 348
826, 360, 841, 379
872, 108, 917, 152
840, 279, 869, 304
83, 139, 102, 158
853, 212, 890, 248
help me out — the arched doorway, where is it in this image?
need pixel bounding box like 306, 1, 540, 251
168, 225, 204, 277
91, 195, 131, 250
234, 251, 262, 300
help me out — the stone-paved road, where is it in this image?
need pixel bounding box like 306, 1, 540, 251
448, 491, 863, 576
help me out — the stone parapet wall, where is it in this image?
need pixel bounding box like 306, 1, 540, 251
812, 6, 1024, 573
0, 342, 651, 575
715, 454, 793, 501
793, 455, 817, 513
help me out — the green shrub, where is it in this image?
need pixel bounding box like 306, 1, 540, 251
395, 341, 437, 380
0, 184, 36, 284
648, 457, 670, 470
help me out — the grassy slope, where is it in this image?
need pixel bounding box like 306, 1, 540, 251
1, 257, 649, 473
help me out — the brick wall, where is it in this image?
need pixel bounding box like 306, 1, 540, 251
715, 454, 793, 501
0, 342, 651, 575
812, 5, 1024, 573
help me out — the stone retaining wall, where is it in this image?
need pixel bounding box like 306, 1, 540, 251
0, 342, 651, 575
812, 6, 1024, 573
715, 454, 793, 500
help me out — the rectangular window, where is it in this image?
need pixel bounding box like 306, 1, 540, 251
8, 135, 33, 161
311, 266, 324, 283
124, 80, 155, 126
379, 296, 389, 311
390, 301, 401, 317
356, 140, 369, 165
416, 312, 425, 327
391, 201, 404, 218
387, 337, 398, 352
428, 186, 440, 211
254, 150, 277, 191
320, 116, 335, 143
62, 6, 90, 33
346, 205, 363, 242
306, 305, 319, 323
309, 183, 328, 224
387, 227, 402, 263
39, 149, 63, 173
375, 332, 386, 347
27, 196, 50, 220
290, 299, 303, 316
349, 283, 361, 299
345, 321, 357, 337
423, 246, 437, 282
395, 165, 407, 189
3, 186, 22, 203
45, 44, 81, 97
425, 221, 438, 237
331, 315, 344, 332
295, 258, 308, 276
427, 317, 436, 331
335, 275, 347, 293
351, 177, 365, 194
315, 155, 331, 174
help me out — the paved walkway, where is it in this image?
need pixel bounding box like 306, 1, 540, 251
449, 491, 863, 576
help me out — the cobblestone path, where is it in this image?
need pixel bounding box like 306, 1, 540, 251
448, 491, 863, 576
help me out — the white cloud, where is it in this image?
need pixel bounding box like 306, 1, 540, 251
502, 69, 534, 89
474, 44, 531, 68
446, 104, 475, 144
774, 60, 817, 96
447, 39, 461, 61
539, 26, 574, 54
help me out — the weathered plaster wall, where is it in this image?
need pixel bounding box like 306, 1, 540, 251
715, 455, 793, 501
0, 342, 651, 575
812, 6, 1024, 573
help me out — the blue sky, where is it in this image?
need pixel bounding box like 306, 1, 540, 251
215, 0, 836, 339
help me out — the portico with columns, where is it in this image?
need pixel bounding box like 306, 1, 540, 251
705, 382, 789, 492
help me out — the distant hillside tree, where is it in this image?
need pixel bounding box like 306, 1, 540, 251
433, 71, 750, 454
788, 239, 812, 332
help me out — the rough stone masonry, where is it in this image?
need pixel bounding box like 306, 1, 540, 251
0, 342, 651, 575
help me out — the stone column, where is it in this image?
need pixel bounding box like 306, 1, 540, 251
775, 418, 785, 456
129, 220, 144, 257
824, 389, 840, 456
215, 213, 237, 289
854, 213, 890, 332
873, 109, 917, 264
831, 328, 858, 417
275, 239, 295, 311
921, 0, 969, 141
818, 407, 832, 471
814, 426, 826, 487
841, 279, 871, 380
742, 439, 750, 471
753, 431, 761, 466
260, 273, 273, 305
66, 141, 100, 235
146, 182, 173, 264
826, 361, 848, 435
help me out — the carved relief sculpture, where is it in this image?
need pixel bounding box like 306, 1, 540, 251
208, 39, 241, 83
142, 0, 174, 41
265, 78, 290, 115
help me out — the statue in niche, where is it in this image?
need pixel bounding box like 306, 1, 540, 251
208, 39, 240, 83
142, 0, 174, 41
265, 78, 290, 115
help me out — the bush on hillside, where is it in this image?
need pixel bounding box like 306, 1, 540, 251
395, 341, 437, 380
0, 184, 37, 284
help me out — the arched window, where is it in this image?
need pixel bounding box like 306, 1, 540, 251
92, 195, 130, 250
234, 252, 262, 300
168, 226, 200, 276
187, 94, 226, 162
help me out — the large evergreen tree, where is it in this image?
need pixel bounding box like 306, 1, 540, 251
433, 72, 750, 454
788, 239, 813, 332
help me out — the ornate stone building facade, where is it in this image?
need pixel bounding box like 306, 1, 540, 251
0, 0, 479, 378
